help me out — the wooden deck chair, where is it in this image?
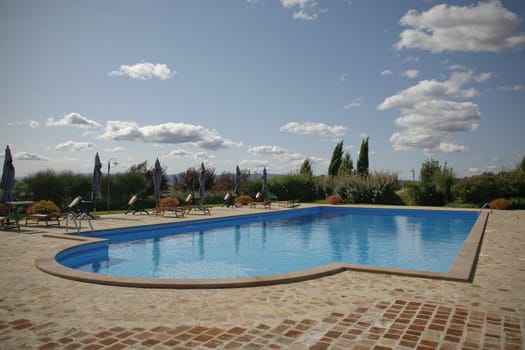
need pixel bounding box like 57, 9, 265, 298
0, 202, 20, 231
125, 194, 149, 215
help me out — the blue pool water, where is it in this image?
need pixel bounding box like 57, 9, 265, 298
58, 207, 478, 279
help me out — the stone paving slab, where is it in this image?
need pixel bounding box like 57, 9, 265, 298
1, 299, 522, 349
0, 206, 524, 349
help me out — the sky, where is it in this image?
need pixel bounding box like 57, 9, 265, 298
1, 0, 524, 180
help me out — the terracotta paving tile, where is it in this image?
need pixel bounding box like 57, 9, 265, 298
120, 338, 138, 346
223, 340, 243, 349
150, 325, 171, 333
206, 327, 225, 336
283, 329, 302, 338
227, 326, 247, 335
108, 326, 125, 333
218, 332, 236, 341
141, 338, 161, 346
174, 332, 194, 341
188, 325, 209, 334
194, 333, 214, 342
204, 339, 223, 348
310, 341, 331, 350
115, 330, 133, 339
98, 337, 119, 346
38, 342, 61, 350
79, 337, 98, 344
134, 330, 154, 340
236, 334, 256, 343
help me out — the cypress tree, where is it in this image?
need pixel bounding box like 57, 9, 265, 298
300, 157, 313, 176
338, 152, 353, 176
328, 141, 344, 176
357, 137, 369, 177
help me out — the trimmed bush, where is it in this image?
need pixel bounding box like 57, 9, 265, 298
235, 194, 253, 206
490, 198, 512, 210
333, 172, 401, 204
27, 200, 61, 214
159, 197, 179, 207
326, 194, 343, 204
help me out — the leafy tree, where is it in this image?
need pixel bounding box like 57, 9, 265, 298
175, 166, 215, 194
337, 152, 353, 176
415, 159, 454, 206
356, 137, 369, 177
129, 160, 169, 196
433, 162, 454, 203
214, 172, 235, 192
519, 156, 525, 173
23, 170, 91, 208
175, 168, 199, 193
328, 141, 344, 176
299, 158, 313, 177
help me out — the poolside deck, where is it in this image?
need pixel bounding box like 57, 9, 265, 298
1, 205, 523, 349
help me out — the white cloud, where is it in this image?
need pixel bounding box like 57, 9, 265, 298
396, 1, 525, 53
475, 72, 492, 82
378, 71, 483, 154
29, 120, 40, 128
14, 152, 48, 161
167, 149, 193, 157
448, 64, 466, 71
403, 69, 419, 79
193, 152, 214, 162
381, 69, 394, 76
279, 122, 347, 138
109, 62, 175, 80
104, 147, 125, 153
99, 121, 234, 150
340, 73, 350, 81
55, 140, 96, 152
248, 145, 288, 155
47, 113, 101, 128
498, 84, 525, 91
239, 159, 269, 173
279, 0, 326, 21
344, 97, 363, 109
378, 71, 484, 110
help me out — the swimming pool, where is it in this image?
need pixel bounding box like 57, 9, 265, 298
51, 206, 485, 287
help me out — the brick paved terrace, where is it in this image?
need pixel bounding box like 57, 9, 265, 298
1, 206, 524, 349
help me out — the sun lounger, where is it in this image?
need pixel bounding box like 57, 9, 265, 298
154, 206, 186, 217
278, 199, 299, 208
0, 202, 20, 231
154, 196, 185, 217
125, 194, 149, 215
25, 212, 61, 226
184, 204, 212, 215
25, 200, 61, 227
249, 200, 271, 209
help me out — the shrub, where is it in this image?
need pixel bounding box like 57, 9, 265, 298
452, 171, 525, 206
325, 194, 343, 204
334, 172, 400, 204
159, 196, 179, 207
509, 197, 525, 209
490, 198, 512, 210
235, 194, 253, 206
27, 200, 61, 214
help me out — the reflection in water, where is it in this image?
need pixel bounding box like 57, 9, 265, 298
152, 237, 161, 271
198, 231, 204, 260
234, 226, 241, 254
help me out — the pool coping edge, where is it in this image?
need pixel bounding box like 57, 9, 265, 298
34, 207, 489, 289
